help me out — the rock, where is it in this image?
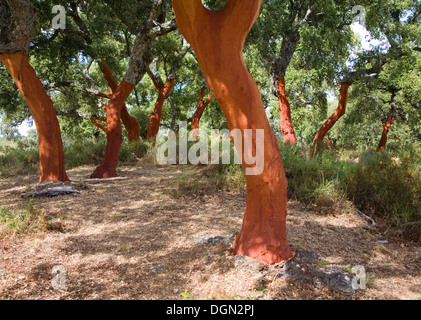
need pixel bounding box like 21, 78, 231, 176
285, 247, 356, 295
21, 187, 81, 198
150, 264, 165, 274
233, 255, 263, 272
189, 232, 239, 246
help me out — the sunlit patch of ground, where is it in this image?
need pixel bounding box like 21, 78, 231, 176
0, 165, 420, 300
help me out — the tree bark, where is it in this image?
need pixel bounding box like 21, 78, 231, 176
90, 80, 135, 178
311, 82, 350, 156
91, 0, 175, 178
191, 86, 212, 140
0, 53, 69, 183
326, 133, 333, 151
276, 76, 297, 145
173, 0, 293, 264
147, 75, 175, 141
98, 60, 140, 143
377, 116, 395, 151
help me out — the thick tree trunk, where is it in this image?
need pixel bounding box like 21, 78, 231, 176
147, 77, 175, 141
0, 53, 69, 183
173, 0, 293, 264
377, 116, 395, 151
311, 82, 350, 156
90, 80, 135, 178
191, 86, 212, 140
99, 60, 140, 143
276, 76, 297, 145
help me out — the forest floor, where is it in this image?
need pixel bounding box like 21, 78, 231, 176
0, 165, 420, 300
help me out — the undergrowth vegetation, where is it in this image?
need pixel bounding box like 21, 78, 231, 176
1, 134, 420, 239
0, 199, 47, 238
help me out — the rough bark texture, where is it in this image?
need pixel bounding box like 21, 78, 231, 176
191, 86, 212, 140
276, 76, 297, 145
147, 74, 175, 141
99, 60, 140, 142
90, 80, 135, 178
173, 0, 293, 264
0, 0, 36, 55
377, 116, 395, 151
0, 53, 69, 183
311, 82, 350, 156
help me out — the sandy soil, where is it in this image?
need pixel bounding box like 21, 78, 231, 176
0, 165, 420, 300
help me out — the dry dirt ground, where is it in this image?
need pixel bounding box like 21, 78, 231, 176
0, 165, 420, 300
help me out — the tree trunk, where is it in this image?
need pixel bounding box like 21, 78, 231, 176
191, 86, 212, 140
276, 76, 297, 145
99, 60, 140, 143
311, 82, 350, 156
147, 77, 175, 141
173, 0, 293, 264
377, 116, 395, 151
90, 80, 135, 178
0, 53, 69, 183
326, 133, 333, 151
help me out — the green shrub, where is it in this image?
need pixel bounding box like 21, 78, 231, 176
346, 151, 421, 228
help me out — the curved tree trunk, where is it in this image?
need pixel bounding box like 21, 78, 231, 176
147, 76, 175, 141
90, 80, 135, 178
91, 0, 176, 178
311, 82, 350, 156
173, 0, 293, 264
191, 86, 212, 140
377, 116, 395, 151
99, 60, 140, 143
276, 76, 297, 145
0, 53, 69, 183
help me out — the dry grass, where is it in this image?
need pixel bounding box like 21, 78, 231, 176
0, 165, 420, 300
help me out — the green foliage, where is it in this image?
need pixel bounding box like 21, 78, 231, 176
0, 132, 40, 177
346, 151, 421, 227
281, 145, 420, 232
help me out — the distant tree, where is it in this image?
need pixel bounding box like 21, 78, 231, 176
0, 0, 69, 183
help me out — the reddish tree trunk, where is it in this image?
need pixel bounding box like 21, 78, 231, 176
276, 76, 297, 145
311, 82, 350, 156
99, 60, 140, 142
90, 80, 135, 178
173, 0, 293, 264
377, 116, 395, 151
0, 53, 69, 183
326, 133, 333, 151
191, 86, 212, 140
147, 77, 175, 141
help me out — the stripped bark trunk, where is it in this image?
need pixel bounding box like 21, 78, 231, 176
276, 76, 297, 144
326, 133, 333, 151
91, 80, 135, 178
0, 0, 68, 183
377, 116, 395, 151
91, 0, 176, 178
191, 86, 212, 140
0, 53, 69, 183
311, 82, 350, 156
147, 72, 175, 141
98, 60, 140, 142
173, 0, 293, 264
